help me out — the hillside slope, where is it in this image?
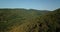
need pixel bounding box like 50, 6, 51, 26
7, 8, 60, 32
37, 8, 60, 32
0, 9, 49, 32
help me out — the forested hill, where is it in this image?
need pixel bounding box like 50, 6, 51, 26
36, 8, 60, 32
0, 8, 60, 32
0, 9, 49, 32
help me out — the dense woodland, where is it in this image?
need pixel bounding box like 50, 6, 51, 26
0, 8, 60, 32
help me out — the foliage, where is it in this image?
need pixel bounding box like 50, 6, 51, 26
0, 8, 60, 32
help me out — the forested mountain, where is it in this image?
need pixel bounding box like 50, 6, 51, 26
0, 9, 49, 32
0, 8, 60, 32
36, 8, 60, 32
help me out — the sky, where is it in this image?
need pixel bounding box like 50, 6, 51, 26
0, 0, 60, 11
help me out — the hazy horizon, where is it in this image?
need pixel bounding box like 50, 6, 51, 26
0, 0, 60, 11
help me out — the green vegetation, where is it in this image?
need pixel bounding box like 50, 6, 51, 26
0, 8, 60, 32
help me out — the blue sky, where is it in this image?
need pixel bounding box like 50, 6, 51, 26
0, 0, 60, 10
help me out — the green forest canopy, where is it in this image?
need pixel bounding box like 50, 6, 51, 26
0, 8, 60, 32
